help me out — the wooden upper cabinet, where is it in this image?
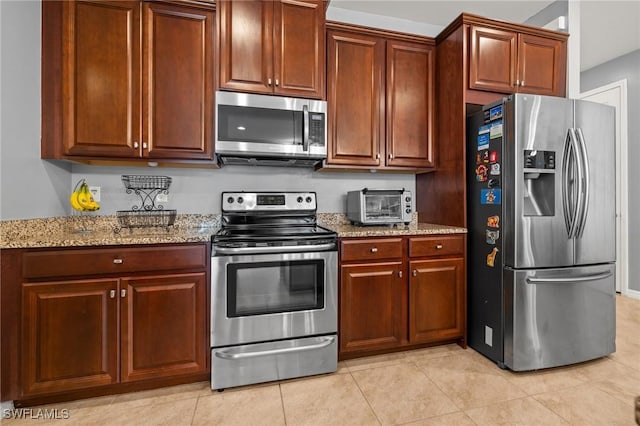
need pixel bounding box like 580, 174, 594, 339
327, 30, 384, 167
386, 40, 435, 168
468, 26, 517, 93
62, 1, 140, 157
326, 24, 435, 171
468, 23, 567, 96
44, 0, 215, 162
517, 33, 566, 96
218, 0, 325, 99
143, 2, 214, 160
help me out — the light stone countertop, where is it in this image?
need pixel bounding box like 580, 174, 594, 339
1, 213, 466, 249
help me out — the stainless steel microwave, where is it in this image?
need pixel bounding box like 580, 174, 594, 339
215, 91, 327, 167
347, 189, 413, 226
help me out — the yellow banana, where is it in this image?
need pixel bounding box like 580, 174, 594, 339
70, 180, 86, 212
77, 182, 100, 211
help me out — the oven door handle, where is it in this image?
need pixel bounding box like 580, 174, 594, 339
214, 336, 336, 360
214, 242, 336, 255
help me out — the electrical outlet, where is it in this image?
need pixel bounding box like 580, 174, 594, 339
89, 186, 101, 202
156, 192, 168, 203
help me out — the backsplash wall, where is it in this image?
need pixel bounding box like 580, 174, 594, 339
71, 164, 415, 215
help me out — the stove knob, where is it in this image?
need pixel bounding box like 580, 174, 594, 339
305, 196, 313, 203
406, 208, 411, 214
227, 197, 234, 204
405, 196, 411, 202
297, 196, 303, 203
237, 197, 244, 204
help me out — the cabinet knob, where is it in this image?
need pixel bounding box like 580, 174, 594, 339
275, 79, 279, 87
376, 153, 380, 159
113, 258, 123, 264
133, 141, 139, 149
388, 153, 393, 160
109, 290, 116, 299
268, 78, 272, 86
521, 80, 525, 87
435, 244, 443, 250
120, 289, 127, 298
370, 247, 378, 253
412, 269, 417, 277
515, 79, 520, 87
398, 270, 403, 278
142, 142, 148, 149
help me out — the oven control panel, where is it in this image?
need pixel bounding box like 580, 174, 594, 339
222, 192, 317, 211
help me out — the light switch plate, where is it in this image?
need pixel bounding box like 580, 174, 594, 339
89, 186, 101, 202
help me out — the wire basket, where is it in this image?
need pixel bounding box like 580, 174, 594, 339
121, 175, 172, 191
116, 210, 177, 229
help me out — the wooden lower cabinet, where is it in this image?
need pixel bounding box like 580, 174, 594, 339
22, 279, 119, 396
10, 243, 209, 402
409, 258, 465, 344
339, 262, 405, 353
339, 235, 466, 359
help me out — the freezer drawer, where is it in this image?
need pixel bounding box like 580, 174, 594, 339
211, 334, 337, 390
504, 264, 615, 371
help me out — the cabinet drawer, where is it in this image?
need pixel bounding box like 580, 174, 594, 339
23, 244, 207, 279
341, 238, 404, 262
409, 235, 464, 258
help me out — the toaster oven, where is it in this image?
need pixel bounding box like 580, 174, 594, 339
347, 189, 412, 226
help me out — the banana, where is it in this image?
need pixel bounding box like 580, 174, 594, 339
70, 179, 100, 212
70, 180, 86, 212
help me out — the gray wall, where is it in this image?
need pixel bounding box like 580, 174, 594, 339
1, 1, 71, 221
581, 49, 640, 292
0, 1, 413, 220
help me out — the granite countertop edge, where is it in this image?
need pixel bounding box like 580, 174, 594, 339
1, 214, 467, 249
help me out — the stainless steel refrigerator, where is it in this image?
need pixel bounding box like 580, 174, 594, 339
466, 94, 616, 371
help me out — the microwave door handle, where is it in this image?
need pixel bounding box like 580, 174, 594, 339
302, 105, 309, 152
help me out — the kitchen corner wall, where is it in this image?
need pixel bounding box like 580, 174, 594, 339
581, 49, 640, 293
1, 1, 71, 221
0, 1, 413, 221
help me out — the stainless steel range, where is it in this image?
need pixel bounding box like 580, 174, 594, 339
210, 192, 338, 390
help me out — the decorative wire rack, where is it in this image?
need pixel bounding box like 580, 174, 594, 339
115, 175, 176, 232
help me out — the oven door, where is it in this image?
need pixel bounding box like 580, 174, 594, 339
211, 248, 337, 347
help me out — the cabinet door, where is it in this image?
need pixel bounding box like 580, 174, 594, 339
143, 2, 214, 160
340, 262, 405, 353
121, 273, 207, 382
409, 258, 464, 344
386, 40, 435, 168
62, 1, 140, 157
22, 279, 119, 396
468, 26, 517, 93
517, 33, 566, 97
327, 30, 385, 166
273, 0, 325, 98
218, 0, 273, 94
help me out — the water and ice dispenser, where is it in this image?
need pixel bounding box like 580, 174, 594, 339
523, 150, 555, 216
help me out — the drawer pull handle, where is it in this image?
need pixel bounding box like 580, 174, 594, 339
113, 258, 123, 264
121, 289, 127, 298
109, 290, 116, 299
412, 269, 417, 277
370, 247, 378, 253
435, 244, 443, 249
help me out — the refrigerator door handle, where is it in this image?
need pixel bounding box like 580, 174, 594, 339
564, 128, 581, 238
525, 271, 613, 284
574, 128, 590, 237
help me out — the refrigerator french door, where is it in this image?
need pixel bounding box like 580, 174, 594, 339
467, 94, 616, 371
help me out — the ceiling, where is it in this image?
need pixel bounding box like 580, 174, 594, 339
328, 1, 640, 71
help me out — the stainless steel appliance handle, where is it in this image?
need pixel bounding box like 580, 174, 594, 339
575, 128, 590, 238
214, 242, 336, 255
302, 104, 310, 152
525, 271, 612, 284
562, 129, 575, 236
567, 128, 583, 238
214, 336, 336, 360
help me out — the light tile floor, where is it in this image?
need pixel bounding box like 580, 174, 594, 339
5, 295, 639, 425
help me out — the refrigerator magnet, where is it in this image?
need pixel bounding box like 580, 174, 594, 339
488, 178, 500, 188
489, 105, 502, 120
475, 165, 488, 182
477, 133, 490, 150
486, 229, 499, 244
489, 151, 499, 163
487, 215, 500, 228
481, 189, 501, 205
483, 151, 490, 163
490, 163, 501, 175
490, 119, 503, 139
486, 248, 499, 267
